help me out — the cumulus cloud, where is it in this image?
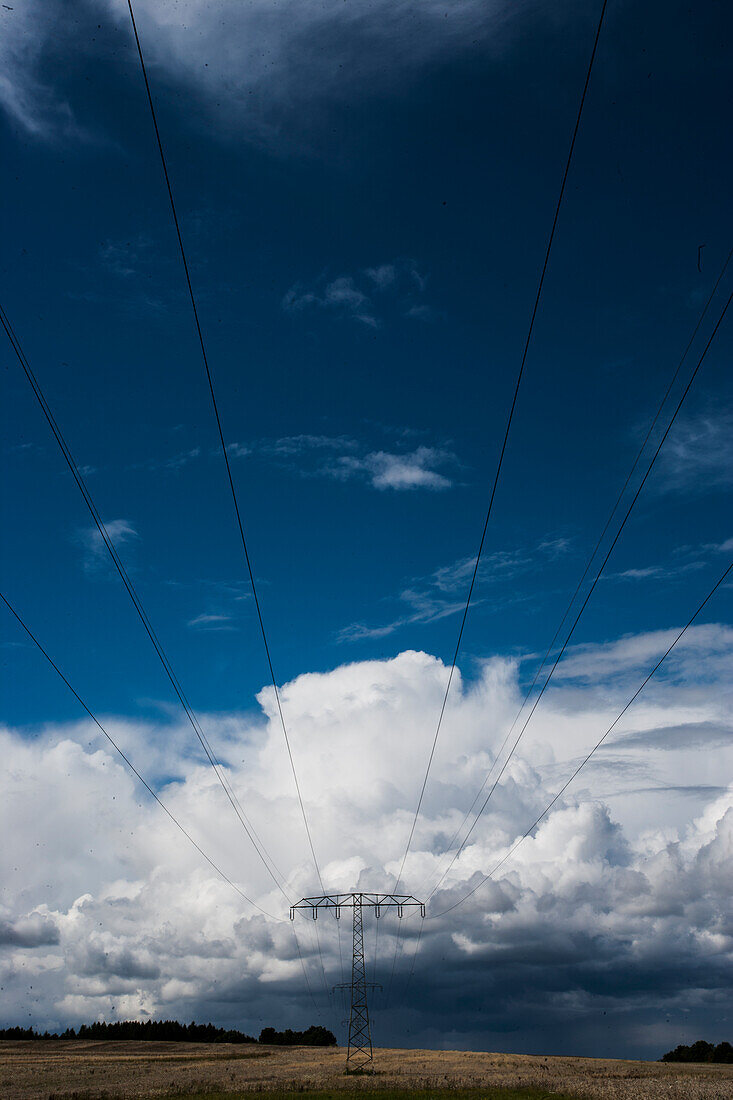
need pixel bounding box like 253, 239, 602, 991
2, 625, 732, 1056
0, 913, 60, 948
330, 447, 453, 491
0, 1, 514, 143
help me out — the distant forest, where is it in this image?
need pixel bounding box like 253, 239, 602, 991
662, 1040, 733, 1063
0, 1019, 337, 1046
259, 1026, 336, 1046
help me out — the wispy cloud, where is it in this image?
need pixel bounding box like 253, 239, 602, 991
225, 442, 252, 460
228, 431, 456, 492
615, 719, 733, 753
283, 259, 430, 328
263, 434, 358, 457
552, 623, 733, 683
0, 1, 508, 143
339, 538, 569, 641
284, 275, 377, 327
603, 538, 733, 585
129, 447, 202, 474
99, 234, 153, 278
656, 407, 733, 493
75, 519, 139, 575
187, 613, 236, 632
0, 2, 87, 142
605, 561, 706, 582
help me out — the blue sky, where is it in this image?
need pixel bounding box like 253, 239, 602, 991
1, 0, 732, 1059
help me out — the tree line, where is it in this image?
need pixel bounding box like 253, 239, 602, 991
0, 1019, 336, 1046
662, 1040, 733, 1063
259, 1026, 337, 1046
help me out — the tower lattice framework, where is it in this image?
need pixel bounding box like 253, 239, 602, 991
291, 892, 425, 1068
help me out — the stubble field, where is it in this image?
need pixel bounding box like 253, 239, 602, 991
1, 1041, 732, 1100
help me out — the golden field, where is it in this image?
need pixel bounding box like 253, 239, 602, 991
1, 1040, 732, 1100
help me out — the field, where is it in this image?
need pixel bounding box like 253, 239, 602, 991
2, 1040, 732, 1100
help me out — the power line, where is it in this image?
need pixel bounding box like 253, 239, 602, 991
383, 913, 403, 1010
422, 248, 733, 900
2, 587, 324, 1011
383, 908, 421, 1010
124, 0, 324, 894
0, 301, 289, 904
0, 589, 284, 922
290, 924, 320, 1014
402, 920, 424, 1002
395, 0, 610, 893
427, 558, 733, 918
424, 285, 732, 901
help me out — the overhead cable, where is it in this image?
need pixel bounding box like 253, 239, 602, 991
1, 588, 324, 1007
0, 589, 284, 922
0, 302, 289, 903
124, 0, 324, 893
423, 249, 733, 900
394, 0, 610, 893
427, 558, 733, 917
422, 283, 730, 902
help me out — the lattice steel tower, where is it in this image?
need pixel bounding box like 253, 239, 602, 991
291, 892, 425, 1068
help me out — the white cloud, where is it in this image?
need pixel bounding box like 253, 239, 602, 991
340, 538, 569, 641
187, 612, 235, 631
284, 276, 377, 327
283, 260, 429, 327
332, 447, 453, 491
3, 624, 731, 1052
0, 1, 514, 142
128, 447, 202, 473
552, 623, 733, 683
75, 519, 139, 575
365, 264, 398, 289
656, 408, 733, 493
265, 434, 359, 457
0, 3, 84, 141
227, 432, 456, 493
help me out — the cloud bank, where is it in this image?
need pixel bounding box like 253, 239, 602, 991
2, 624, 732, 1057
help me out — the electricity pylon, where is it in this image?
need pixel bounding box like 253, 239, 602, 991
291, 892, 425, 1069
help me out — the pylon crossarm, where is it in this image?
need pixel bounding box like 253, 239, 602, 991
290, 892, 425, 919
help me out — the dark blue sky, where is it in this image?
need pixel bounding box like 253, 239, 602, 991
1, 0, 732, 1057
2, 0, 731, 730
